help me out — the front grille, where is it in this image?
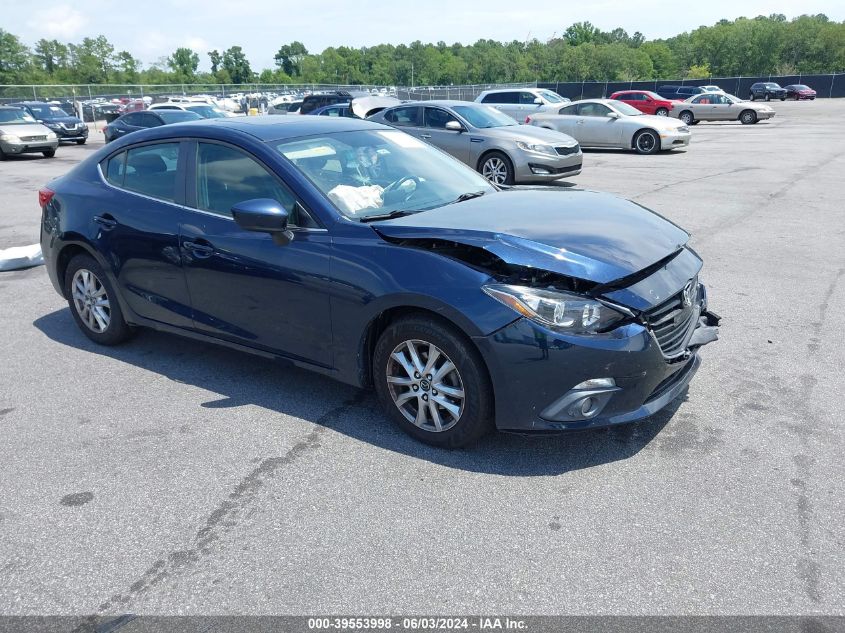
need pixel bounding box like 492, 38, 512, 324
643, 279, 699, 357
21, 135, 47, 142
555, 144, 580, 156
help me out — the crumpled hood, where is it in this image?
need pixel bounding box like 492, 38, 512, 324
374, 189, 689, 284
42, 116, 84, 126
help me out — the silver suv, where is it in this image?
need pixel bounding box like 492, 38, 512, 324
0, 106, 59, 159
474, 88, 570, 123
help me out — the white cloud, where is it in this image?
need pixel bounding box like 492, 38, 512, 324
26, 4, 88, 39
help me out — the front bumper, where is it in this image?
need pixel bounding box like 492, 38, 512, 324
50, 125, 88, 141
513, 149, 583, 183
659, 130, 691, 150
474, 301, 719, 433
0, 138, 59, 155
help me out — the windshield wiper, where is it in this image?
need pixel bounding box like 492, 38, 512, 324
445, 191, 487, 205
359, 209, 416, 223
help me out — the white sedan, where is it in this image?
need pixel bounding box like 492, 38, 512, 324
526, 99, 691, 155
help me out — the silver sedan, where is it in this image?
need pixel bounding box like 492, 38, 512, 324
368, 101, 582, 185
525, 99, 691, 155
671, 92, 776, 125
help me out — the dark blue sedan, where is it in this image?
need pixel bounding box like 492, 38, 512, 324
39, 116, 719, 447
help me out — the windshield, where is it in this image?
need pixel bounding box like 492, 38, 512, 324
538, 90, 565, 103
609, 101, 643, 116
157, 110, 203, 123
722, 94, 744, 103
275, 129, 494, 220
452, 105, 517, 128
766, 83, 781, 89
185, 105, 227, 119
0, 109, 36, 124
26, 104, 70, 119
792, 85, 810, 90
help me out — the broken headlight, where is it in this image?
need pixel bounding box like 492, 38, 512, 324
483, 284, 626, 334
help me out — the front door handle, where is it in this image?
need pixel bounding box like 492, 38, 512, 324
183, 240, 214, 258
420, 134, 431, 139
93, 215, 117, 230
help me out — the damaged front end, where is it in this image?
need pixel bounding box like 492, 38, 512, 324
375, 226, 720, 433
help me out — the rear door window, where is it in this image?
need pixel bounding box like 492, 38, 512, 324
122, 143, 180, 202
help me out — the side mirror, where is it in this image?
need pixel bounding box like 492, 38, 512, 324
445, 120, 464, 132
232, 198, 294, 245
606, 112, 620, 119
533, 97, 543, 105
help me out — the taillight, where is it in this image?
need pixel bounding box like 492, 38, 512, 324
525, 116, 532, 124
39, 187, 55, 208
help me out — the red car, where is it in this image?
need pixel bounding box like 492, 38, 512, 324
609, 90, 675, 116
784, 85, 817, 100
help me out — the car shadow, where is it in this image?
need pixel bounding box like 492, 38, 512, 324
33, 308, 682, 477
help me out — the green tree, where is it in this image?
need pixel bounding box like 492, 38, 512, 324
222, 46, 252, 84
208, 50, 221, 74
168, 47, 199, 80
274, 41, 308, 77
0, 29, 31, 84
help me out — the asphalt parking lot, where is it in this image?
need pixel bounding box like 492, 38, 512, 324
1, 101, 843, 616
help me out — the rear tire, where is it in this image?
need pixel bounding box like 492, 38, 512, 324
373, 315, 493, 448
739, 110, 757, 125
633, 129, 660, 155
42, 149, 56, 158
64, 254, 133, 346
678, 110, 694, 125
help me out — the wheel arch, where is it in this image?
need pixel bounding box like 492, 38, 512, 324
631, 127, 661, 151
357, 305, 493, 392
55, 241, 100, 299
476, 148, 513, 173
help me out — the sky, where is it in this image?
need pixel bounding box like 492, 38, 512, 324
4, 0, 844, 71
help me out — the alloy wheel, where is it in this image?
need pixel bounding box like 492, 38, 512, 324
71, 269, 111, 333
481, 157, 509, 185
386, 339, 465, 433
636, 132, 657, 153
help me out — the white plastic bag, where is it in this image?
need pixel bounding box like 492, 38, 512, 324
0, 244, 44, 271
327, 184, 384, 216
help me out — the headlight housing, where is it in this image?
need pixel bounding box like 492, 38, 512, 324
483, 284, 626, 334
46, 132, 57, 139
516, 141, 557, 157
0, 134, 20, 142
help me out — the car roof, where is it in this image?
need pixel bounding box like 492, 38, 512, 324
387, 100, 484, 108
123, 115, 389, 143
480, 87, 539, 93
0, 105, 24, 110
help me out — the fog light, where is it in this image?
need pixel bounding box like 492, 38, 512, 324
530, 166, 551, 175
573, 377, 615, 389
580, 397, 596, 416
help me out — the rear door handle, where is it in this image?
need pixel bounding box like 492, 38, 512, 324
93, 215, 117, 230
183, 240, 215, 258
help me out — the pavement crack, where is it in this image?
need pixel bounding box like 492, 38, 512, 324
75, 390, 368, 623
632, 166, 759, 200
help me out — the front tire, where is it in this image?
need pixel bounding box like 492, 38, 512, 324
479, 151, 514, 186
373, 315, 493, 448
76, 139, 86, 145
43, 149, 56, 158
678, 110, 694, 125
633, 129, 660, 155
64, 254, 133, 345
739, 109, 757, 125
765, 94, 771, 102
655, 107, 669, 116
749, 94, 755, 101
